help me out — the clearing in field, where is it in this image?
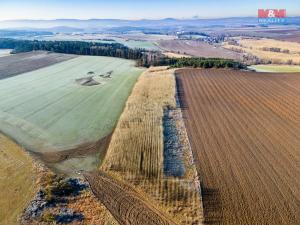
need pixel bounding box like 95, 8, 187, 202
249, 64, 300, 73
114, 38, 160, 51
0, 133, 39, 225
0, 51, 77, 80
97, 67, 203, 225
163, 52, 191, 58
0, 55, 144, 173
176, 69, 300, 225
223, 38, 300, 64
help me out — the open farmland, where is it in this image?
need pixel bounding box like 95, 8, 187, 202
223, 38, 300, 64
0, 133, 39, 225
113, 38, 160, 51
0, 51, 77, 80
35, 33, 162, 51
120, 40, 159, 51
158, 40, 241, 60
249, 64, 300, 73
269, 30, 300, 43
176, 69, 300, 225
0, 55, 144, 173
97, 67, 203, 225
277, 32, 300, 43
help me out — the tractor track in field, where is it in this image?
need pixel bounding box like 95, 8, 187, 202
84, 171, 178, 225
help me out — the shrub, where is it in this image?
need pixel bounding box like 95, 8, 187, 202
42, 175, 74, 203
41, 212, 56, 222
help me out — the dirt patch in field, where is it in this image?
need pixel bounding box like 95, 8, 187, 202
176, 69, 300, 225
76, 76, 100, 86
0, 51, 77, 80
33, 134, 112, 164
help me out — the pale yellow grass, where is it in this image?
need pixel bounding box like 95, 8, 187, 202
249, 64, 300, 72
163, 52, 192, 58
0, 134, 38, 225
101, 67, 203, 225
223, 38, 300, 64
102, 67, 176, 176
240, 38, 300, 53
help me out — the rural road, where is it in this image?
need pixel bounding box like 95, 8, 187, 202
84, 171, 179, 225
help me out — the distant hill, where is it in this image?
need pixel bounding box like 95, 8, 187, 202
1, 17, 300, 33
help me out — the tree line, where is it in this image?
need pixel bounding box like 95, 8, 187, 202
0, 38, 143, 60
0, 38, 245, 69
138, 53, 245, 69
169, 57, 245, 69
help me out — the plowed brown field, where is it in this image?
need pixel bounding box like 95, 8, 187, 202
158, 40, 241, 60
0, 51, 77, 80
176, 69, 300, 225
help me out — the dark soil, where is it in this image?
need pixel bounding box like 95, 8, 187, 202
0, 51, 77, 80
76, 76, 100, 86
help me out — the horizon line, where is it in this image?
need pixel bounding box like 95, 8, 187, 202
1, 15, 300, 23
1, 16, 300, 22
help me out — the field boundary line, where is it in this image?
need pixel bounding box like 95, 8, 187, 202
173, 70, 205, 221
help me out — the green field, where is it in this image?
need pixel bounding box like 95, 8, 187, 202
0, 56, 144, 156
249, 64, 300, 73
115, 39, 160, 51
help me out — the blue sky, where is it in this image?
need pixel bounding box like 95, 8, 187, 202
0, 0, 299, 20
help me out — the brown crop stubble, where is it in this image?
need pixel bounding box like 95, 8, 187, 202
176, 69, 300, 225
84, 171, 176, 225
158, 40, 242, 60
99, 67, 203, 225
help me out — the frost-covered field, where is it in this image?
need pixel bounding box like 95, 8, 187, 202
0, 56, 144, 153
115, 39, 160, 51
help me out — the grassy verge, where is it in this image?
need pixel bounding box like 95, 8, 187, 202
0, 133, 39, 225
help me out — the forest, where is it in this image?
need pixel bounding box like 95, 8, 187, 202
0, 38, 245, 69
